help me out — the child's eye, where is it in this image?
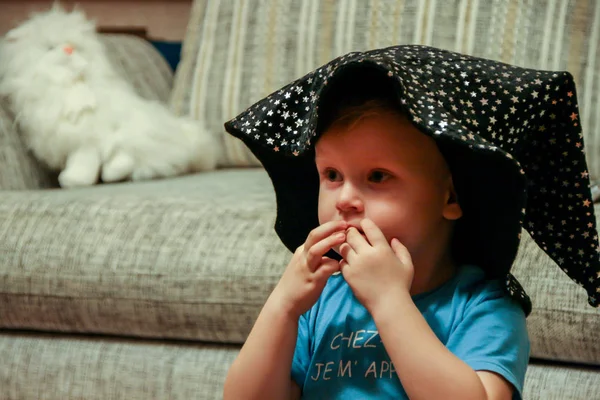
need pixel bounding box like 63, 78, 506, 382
368, 170, 391, 183
323, 168, 341, 182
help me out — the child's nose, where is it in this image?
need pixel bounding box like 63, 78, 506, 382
336, 182, 364, 213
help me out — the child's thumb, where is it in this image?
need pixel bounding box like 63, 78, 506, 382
316, 257, 340, 279
391, 238, 412, 266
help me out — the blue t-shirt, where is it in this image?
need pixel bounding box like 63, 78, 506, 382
291, 265, 530, 399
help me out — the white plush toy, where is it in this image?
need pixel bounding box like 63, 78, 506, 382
0, 5, 219, 188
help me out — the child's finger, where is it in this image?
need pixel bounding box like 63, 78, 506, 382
344, 227, 369, 252
391, 238, 412, 266
360, 218, 387, 247
305, 231, 346, 271
339, 242, 356, 264
339, 259, 349, 277
314, 257, 340, 280
305, 220, 348, 249
339, 259, 348, 270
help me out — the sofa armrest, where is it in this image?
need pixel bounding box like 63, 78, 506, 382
0, 97, 57, 190
100, 34, 175, 104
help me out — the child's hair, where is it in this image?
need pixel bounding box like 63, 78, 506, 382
321, 98, 399, 132
317, 69, 402, 135
316, 66, 474, 268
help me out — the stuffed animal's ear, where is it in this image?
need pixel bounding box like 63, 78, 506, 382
72, 3, 83, 13
70, 5, 97, 31
51, 1, 65, 13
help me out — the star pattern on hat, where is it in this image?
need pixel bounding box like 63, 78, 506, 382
227, 45, 600, 310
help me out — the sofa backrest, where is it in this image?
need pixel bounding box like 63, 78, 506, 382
171, 0, 600, 177
0, 97, 57, 190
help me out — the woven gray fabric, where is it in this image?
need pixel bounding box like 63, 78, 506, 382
172, 0, 600, 173
0, 169, 289, 343
0, 331, 238, 400
101, 34, 174, 104
1, 332, 599, 400
0, 97, 56, 190
523, 362, 600, 400
512, 210, 600, 365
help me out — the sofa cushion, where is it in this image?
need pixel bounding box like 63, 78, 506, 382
523, 362, 600, 400
512, 221, 600, 365
171, 0, 600, 177
0, 169, 289, 343
0, 331, 238, 400
1, 332, 598, 400
1, 168, 599, 365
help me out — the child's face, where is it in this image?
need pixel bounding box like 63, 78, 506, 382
315, 111, 462, 258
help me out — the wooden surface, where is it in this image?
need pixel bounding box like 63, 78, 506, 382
0, 0, 192, 41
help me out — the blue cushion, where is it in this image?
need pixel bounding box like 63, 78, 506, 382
149, 40, 182, 72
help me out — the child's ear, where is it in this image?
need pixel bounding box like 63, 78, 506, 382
443, 179, 463, 221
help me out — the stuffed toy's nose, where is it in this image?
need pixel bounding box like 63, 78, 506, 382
63, 44, 74, 55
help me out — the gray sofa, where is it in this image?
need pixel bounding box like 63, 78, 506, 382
1, 1, 600, 399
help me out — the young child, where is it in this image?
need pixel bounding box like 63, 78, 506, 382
223, 46, 600, 399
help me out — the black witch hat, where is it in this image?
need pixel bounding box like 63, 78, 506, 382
225, 45, 600, 316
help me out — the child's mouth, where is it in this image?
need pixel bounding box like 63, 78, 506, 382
332, 229, 367, 255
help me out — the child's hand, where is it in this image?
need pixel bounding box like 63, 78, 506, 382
270, 220, 348, 320
339, 218, 414, 314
